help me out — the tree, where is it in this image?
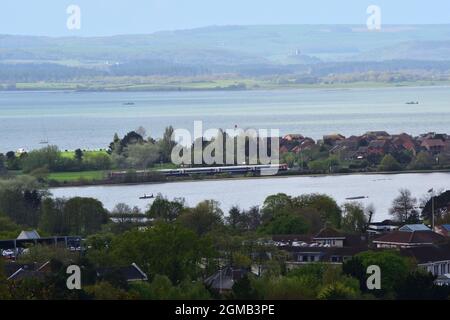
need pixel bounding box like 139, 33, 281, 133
260, 214, 309, 235
39, 198, 66, 234
125, 143, 160, 169
343, 251, 414, 297
232, 274, 258, 300
147, 194, 185, 222
293, 194, 342, 228
109, 223, 214, 283
0, 212, 21, 239
389, 189, 419, 223
63, 197, 109, 235
261, 193, 293, 222
421, 190, 450, 224
226, 206, 242, 230
409, 151, 433, 170
379, 154, 402, 171
74, 149, 84, 162
178, 200, 224, 236
130, 275, 211, 300
159, 126, 176, 162
341, 202, 369, 234
21, 145, 62, 173
395, 270, 450, 300
0, 175, 45, 227
226, 206, 262, 232
84, 281, 135, 300
0, 154, 6, 175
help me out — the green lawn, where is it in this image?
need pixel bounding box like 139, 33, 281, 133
48, 170, 106, 182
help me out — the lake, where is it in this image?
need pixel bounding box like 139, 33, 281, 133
1, 86, 450, 152
50, 172, 450, 222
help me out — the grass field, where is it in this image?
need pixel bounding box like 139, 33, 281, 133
48, 170, 106, 182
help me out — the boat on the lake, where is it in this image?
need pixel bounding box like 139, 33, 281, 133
123, 102, 135, 106
139, 194, 154, 199
345, 196, 368, 200
405, 101, 419, 105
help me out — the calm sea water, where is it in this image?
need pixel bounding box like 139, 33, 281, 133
50, 172, 450, 221
1, 86, 450, 152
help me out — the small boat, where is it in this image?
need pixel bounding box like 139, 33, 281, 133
139, 194, 154, 200
123, 102, 135, 106
345, 196, 368, 200
405, 101, 419, 105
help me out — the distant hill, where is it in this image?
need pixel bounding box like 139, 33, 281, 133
2, 25, 450, 83
2, 25, 450, 64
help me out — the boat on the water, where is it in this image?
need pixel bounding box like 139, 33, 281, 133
345, 196, 368, 200
139, 194, 154, 200
405, 101, 419, 105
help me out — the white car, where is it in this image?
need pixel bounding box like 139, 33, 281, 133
2, 249, 14, 257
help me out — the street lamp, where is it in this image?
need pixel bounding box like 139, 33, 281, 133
428, 188, 435, 231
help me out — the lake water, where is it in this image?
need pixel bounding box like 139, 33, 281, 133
50, 172, 450, 222
1, 86, 450, 152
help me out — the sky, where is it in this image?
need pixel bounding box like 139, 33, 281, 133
1, 0, 450, 36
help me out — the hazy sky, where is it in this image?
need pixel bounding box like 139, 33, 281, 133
1, 0, 450, 36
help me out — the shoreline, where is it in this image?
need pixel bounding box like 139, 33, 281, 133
2, 81, 450, 94
49, 168, 450, 189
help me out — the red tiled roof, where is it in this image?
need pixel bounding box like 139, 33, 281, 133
421, 139, 445, 148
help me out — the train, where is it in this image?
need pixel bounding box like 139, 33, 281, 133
108, 164, 288, 178
158, 164, 288, 176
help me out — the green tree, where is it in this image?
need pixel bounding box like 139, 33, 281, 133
379, 154, 402, 171
410, 151, 433, 170
147, 194, 185, 222
260, 214, 309, 235
125, 143, 161, 169
21, 145, 62, 173
63, 197, 108, 235
178, 200, 224, 236
395, 270, 450, 300
341, 202, 369, 234
343, 251, 414, 297
159, 126, 176, 163
74, 149, 84, 162
293, 194, 342, 228
109, 223, 214, 283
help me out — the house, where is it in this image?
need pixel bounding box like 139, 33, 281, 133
372, 225, 446, 248
367, 139, 393, 156
313, 227, 346, 247
421, 139, 446, 155
399, 224, 431, 232
204, 267, 249, 293
365, 131, 390, 139
283, 134, 304, 142
323, 134, 345, 146
282, 246, 368, 269
401, 244, 450, 277
96, 263, 148, 282
435, 225, 450, 238
392, 133, 417, 155
4, 261, 148, 283
17, 230, 40, 240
